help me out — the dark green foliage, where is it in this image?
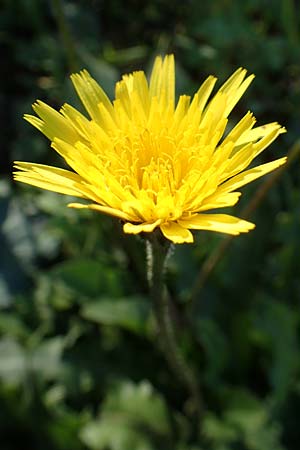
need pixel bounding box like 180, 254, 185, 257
1, 0, 300, 448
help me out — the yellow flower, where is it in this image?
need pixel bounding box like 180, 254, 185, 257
14, 55, 286, 243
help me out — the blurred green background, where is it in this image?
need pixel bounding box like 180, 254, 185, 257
1, 0, 300, 449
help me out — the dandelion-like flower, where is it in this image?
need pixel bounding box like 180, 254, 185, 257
14, 55, 286, 243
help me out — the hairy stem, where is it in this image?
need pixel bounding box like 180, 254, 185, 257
147, 233, 203, 420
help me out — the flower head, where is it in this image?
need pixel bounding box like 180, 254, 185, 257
14, 55, 286, 243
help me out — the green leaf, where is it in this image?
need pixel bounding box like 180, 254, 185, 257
0, 338, 26, 384
80, 418, 153, 450
50, 258, 123, 298
194, 318, 228, 387
80, 380, 172, 450
203, 412, 237, 447
81, 297, 150, 335
47, 405, 89, 450
252, 299, 300, 405
205, 390, 284, 450
31, 336, 65, 380
0, 313, 29, 338
103, 380, 171, 435
0, 336, 65, 385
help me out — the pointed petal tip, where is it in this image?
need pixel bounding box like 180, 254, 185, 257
32, 99, 44, 110
179, 214, 256, 236
240, 221, 256, 233
275, 156, 288, 167
247, 73, 255, 81
23, 113, 33, 120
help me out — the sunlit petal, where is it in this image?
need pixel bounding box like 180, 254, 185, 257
179, 214, 255, 235
68, 202, 133, 221
123, 219, 162, 234
160, 222, 194, 243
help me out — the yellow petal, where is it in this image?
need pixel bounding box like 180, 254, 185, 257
162, 54, 175, 109
252, 126, 286, 157
149, 56, 163, 98
115, 77, 132, 117
160, 222, 194, 244
198, 191, 241, 212
221, 112, 256, 148
179, 214, 255, 235
236, 122, 286, 146
201, 91, 227, 128
24, 101, 79, 144
214, 67, 255, 117
224, 74, 255, 117
60, 103, 92, 140
70, 69, 114, 123
220, 143, 257, 182
149, 55, 175, 109
219, 67, 248, 93
132, 71, 150, 113
123, 219, 162, 234
13, 162, 92, 198
68, 202, 133, 221
219, 157, 287, 193
194, 75, 217, 116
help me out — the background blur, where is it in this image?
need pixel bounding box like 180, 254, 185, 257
1, 1, 300, 449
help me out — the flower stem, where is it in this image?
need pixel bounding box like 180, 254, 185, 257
147, 233, 203, 420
